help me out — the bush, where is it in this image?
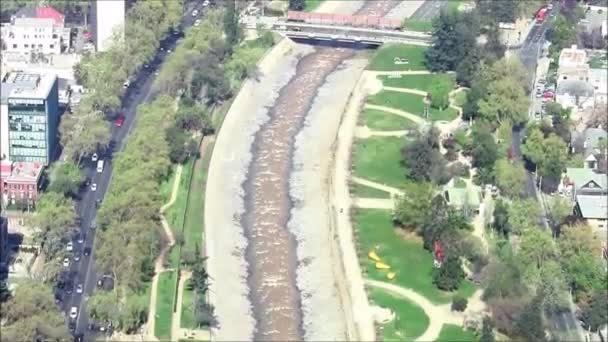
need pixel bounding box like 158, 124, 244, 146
452, 296, 468, 312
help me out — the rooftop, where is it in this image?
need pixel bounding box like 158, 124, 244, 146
12, 17, 54, 28
556, 79, 595, 97
576, 194, 608, 219
566, 167, 608, 189
12, 6, 64, 26
571, 127, 608, 155
559, 45, 587, 66
0, 161, 44, 183
0, 71, 57, 103
444, 186, 481, 208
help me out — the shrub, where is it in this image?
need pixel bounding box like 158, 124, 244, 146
452, 296, 468, 312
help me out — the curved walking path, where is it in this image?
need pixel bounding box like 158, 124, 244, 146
353, 197, 395, 210
364, 104, 426, 125
146, 164, 182, 338
365, 279, 462, 342
351, 176, 404, 196
355, 125, 412, 139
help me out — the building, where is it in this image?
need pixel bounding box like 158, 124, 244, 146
0, 71, 59, 165
0, 160, 44, 207
562, 168, 608, 231
90, 0, 125, 52
0, 6, 69, 56
557, 45, 589, 84
556, 79, 596, 111
589, 68, 608, 104
571, 127, 608, 169
574, 195, 608, 230
443, 181, 482, 217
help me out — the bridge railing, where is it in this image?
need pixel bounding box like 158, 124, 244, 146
273, 21, 432, 39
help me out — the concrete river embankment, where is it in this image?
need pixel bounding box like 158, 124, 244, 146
205, 1, 400, 340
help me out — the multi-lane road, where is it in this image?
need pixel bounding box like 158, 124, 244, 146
410, 0, 448, 20
58, 2, 204, 340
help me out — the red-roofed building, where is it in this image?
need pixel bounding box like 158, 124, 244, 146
1, 5, 69, 56
0, 160, 44, 207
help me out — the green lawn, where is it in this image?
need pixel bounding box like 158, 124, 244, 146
452, 89, 468, 107
369, 288, 430, 341
588, 53, 607, 69
355, 209, 477, 304
182, 141, 214, 258
435, 324, 478, 342
352, 183, 392, 199
165, 160, 194, 237
360, 108, 417, 131
367, 91, 458, 121
352, 137, 409, 189
155, 270, 178, 341
402, 19, 433, 32
380, 74, 455, 93
180, 279, 196, 329
159, 166, 176, 204
367, 44, 428, 71
303, 0, 323, 11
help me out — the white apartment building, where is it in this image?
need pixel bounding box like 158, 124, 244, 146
91, 0, 125, 52
1, 18, 62, 56
557, 45, 589, 85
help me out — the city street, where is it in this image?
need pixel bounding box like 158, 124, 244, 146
59, 2, 204, 339
409, 0, 447, 20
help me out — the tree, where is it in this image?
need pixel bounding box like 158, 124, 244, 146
401, 127, 448, 184
29, 192, 77, 260
580, 289, 608, 332
537, 260, 568, 312
546, 197, 572, 230
223, 0, 240, 46
470, 123, 498, 171
0, 280, 11, 303
514, 297, 546, 341
547, 14, 579, 54
451, 296, 468, 311
477, 0, 518, 23
425, 9, 478, 72
433, 254, 465, 291
507, 199, 541, 234
494, 158, 526, 198
492, 199, 511, 237
60, 108, 111, 163
1, 280, 70, 341
48, 161, 85, 196
517, 229, 557, 289
393, 182, 435, 231
546, 102, 572, 142
288, 0, 305, 10
428, 78, 452, 110
480, 316, 495, 342
478, 77, 530, 126
587, 101, 608, 129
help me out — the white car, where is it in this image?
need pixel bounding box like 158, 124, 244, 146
70, 307, 78, 319
194, 19, 201, 26
63, 258, 70, 268
76, 284, 84, 294
203, 0, 210, 6
91, 183, 97, 191
191, 9, 198, 17
91, 153, 98, 162
66, 242, 73, 252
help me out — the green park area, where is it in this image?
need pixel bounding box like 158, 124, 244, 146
452, 88, 468, 107
368, 288, 430, 341
181, 279, 196, 329
352, 136, 409, 189
436, 324, 478, 342
367, 44, 427, 71
356, 209, 476, 304
155, 270, 178, 340
402, 19, 433, 33
352, 183, 392, 199
367, 91, 458, 121
360, 107, 417, 131
380, 73, 455, 93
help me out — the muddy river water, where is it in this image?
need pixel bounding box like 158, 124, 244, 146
241, 1, 398, 340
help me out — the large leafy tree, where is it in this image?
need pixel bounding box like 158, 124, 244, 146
48, 161, 85, 196
494, 158, 527, 198
393, 182, 435, 231
580, 289, 608, 332
514, 297, 546, 341
433, 254, 465, 291
478, 77, 529, 126
29, 192, 77, 260
401, 127, 447, 184
425, 9, 478, 72
507, 199, 541, 234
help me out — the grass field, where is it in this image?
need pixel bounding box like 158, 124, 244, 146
183, 141, 214, 257
355, 209, 477, 304
352, 183, 392, 199
435, 324, 478, 342
380, 74, 455, 93
367, 44, 427, 72
402, 19, 433, 33
352, 137, 409, 189
303, 0, 323, 11
165, 160, 194, 237
452, 89, 468, 108
159, 166, 176, 204
369, 288, 430, 341
360, 108, 417, 131
367, 91, 458, 121
180, 279, 196, 329
155, 270, 178, 340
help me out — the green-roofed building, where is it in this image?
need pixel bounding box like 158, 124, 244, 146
443, 183, 482, 218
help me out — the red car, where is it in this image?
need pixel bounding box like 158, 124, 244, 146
543, 91, 554, 99
114, 115, 125, 127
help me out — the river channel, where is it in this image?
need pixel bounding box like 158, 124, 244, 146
241, 1, 399, 340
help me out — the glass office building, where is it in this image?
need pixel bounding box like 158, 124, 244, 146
1, 72, 58, 165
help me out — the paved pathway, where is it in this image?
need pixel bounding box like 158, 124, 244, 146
365, 279, 462, 342
146, 164, 182, 337
351, 176, 404, 196
355, 125, 411, 139
353, 197, 394, 210
370, 70, 433, 76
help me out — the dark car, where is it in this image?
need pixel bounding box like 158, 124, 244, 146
68, 321, 76, 333
73, 333, 84, 342
65, 282, 74, 294
83, 246, 92, 256
95, 198, 102, 208
73, 251, 81, 261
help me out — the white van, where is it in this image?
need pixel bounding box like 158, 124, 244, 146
96, 160, 104, 173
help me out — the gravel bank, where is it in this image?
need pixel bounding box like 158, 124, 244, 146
289, 57, 369, 341
204, 39, 315, 341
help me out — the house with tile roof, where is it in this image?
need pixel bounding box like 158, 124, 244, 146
571, 127, 608, 170
562, 167, 608, 231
